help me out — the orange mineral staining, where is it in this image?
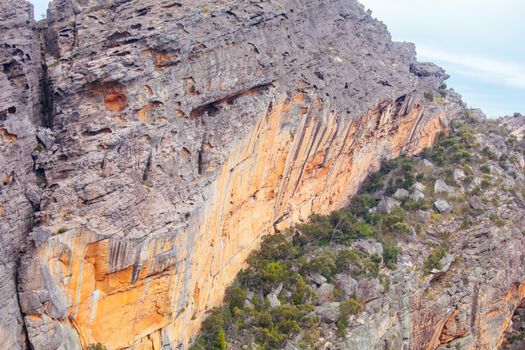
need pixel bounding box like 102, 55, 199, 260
104, 92, 127, 112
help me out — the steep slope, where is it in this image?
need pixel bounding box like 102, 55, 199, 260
0, 1, 44, 348
193, 111, 525, 350
0, 0, 462, 349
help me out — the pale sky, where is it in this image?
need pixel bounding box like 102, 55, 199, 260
359, 0, 525, 117
30, 0, 525, 117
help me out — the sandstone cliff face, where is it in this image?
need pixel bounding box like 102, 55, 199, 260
1, 0, 464, 349
298, 114, 525, 350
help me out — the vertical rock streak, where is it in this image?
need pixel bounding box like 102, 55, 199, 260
2, 0, 522, 350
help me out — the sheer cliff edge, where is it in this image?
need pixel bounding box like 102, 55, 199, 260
0, 0, 462, 349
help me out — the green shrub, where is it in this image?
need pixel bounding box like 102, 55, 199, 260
248, 234, 298, 268
304, 251, 336, 278
362, 172, 384, 193
262, 262, 289, 286
352, 221, 375, 239
225, 285, 247, 311
349, 194, 376, 218
391, 222, 410, 235
190, 308, 230, 350
480, 164, 491, 174
291, 275, 312, 305
340, 297, 363, 316
424, 246, 447, 275
336, 249, 361, 272
480, 177, 492, 189
489, 213, 505, 227
381, 207, 406, 231
424, 91, 434, 101
87, 344, 107, 350
382, 243, 400, 269
481, 147, 497, 161
336, 297, 364, 335
296, 214, 333, 244
402, 199, 427, 211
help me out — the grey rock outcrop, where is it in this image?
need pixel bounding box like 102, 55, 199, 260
335, 274, 358, 298
315, 302, 341, 323
0, 1, 43, 348
0, 0, 459, 349
434, 179, 455, 194
378, 197, 401, 214
434, 199, 453, 213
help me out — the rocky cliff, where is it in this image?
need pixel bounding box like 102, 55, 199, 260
0, 0, 463, 349
0, 1, 44, 348
191, 112, 525, 350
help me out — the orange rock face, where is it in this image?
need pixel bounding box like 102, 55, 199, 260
104, 92, 127, 112
21, 93, 451, 349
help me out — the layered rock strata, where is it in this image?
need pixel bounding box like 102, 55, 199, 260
0, 0, 469, 349
0, 1, 44, 348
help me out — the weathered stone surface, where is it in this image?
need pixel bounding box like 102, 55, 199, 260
434, 179, 455, 194
335, 274, 358, 298
1, 0, 462, 349
0, 1, 43, 348
434, 199, 453, 213
378, 197, 401, 214
393, 188, 410, 199
469, 196, 483, 211
416, 210, 432, 223
267, 283, 283, 308
413, 182, 426, 192
453, 168, 466, 182
355, 278, 384, 303
315, 302, 341, 323
317, 283, 335, 303
308, 272, 328, 286
352, 239, 384, 257
411, 189, 426, 201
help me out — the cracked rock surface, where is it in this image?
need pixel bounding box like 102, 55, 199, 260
0, 0, 466, 349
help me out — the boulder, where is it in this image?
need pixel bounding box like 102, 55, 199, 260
412, 182, 426, 192
30, 227, 51, 248
378, 197, 400, 214
315, 302, 341, 322
355, 278, 383, 303
469, 196, 483, 211
393, 188, 410, 199
416, 210, 432, 223
352, 239, 383, 256
267, 294, 281, 308
36, 127, 56, 150
266, 283, 283, 308
308, 272, 328, 285
434, 200, 452, 213
317, 283, 335, 303
25, 185, 42, 209
453, 169, 466, 182
334, 274, 358, 297
434, 179, 455, 194
430, 254, 455, 281
411, 190, 425, 201
421, 159, 434, 167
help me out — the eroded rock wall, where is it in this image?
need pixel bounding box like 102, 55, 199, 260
0, 0, 479, 349
0, 1, 44, 348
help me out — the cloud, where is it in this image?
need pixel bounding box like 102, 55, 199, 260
417, 46, 525, 89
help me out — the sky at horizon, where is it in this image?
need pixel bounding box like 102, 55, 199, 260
30, 0, 524, 117
359, 0, 525, 117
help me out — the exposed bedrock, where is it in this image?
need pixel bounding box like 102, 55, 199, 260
5, 0, 522, 349
0, 1, 45, 348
